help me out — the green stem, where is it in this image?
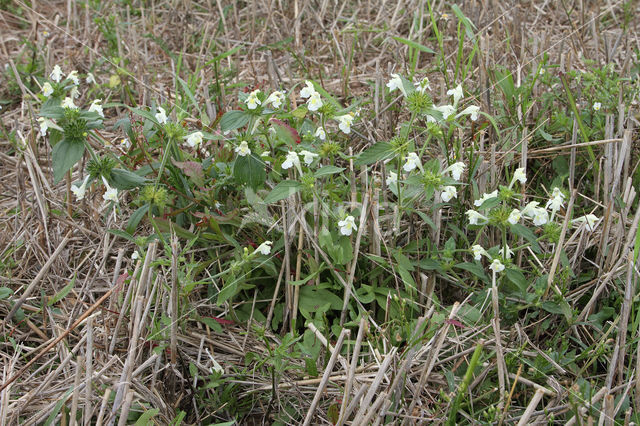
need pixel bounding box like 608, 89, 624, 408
446, 341, 484, 426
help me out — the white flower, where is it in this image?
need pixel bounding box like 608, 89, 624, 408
314, 127, 326, 140
386, 74, 406, 96
572, 214, 599, 231
507, 209, 522, 225
131, 251, 140, 261
387, 171, 398, 185
245, 89, 261, 110
185, 131, 204, 149
300, 150, 319, 165
540, 68, 546, 75
474, 190, 499, 207
338, 215, 358, 236
456, 105, 480, 121
521, 201, 541, 217
489, 258, 505, 273
86, 73, 96, 85
50, 65, 63, 82
37, 117, 53, 137
69, 86, 80, 99
447, 84, 464, 105
499, 245, 514, 259
466, 210, 488, 225
255, 241, 272, 255
119, 138, 131, 150
434, 104, 456, 119
532, 208, 549, 226
444, 161, 466, 181
235, 141, 251, 157
414, 77, 431, 93
67, 70, 79, 85
61, 97, 77, 109
593, 102, 601, 111
337, 113, 355, 134
155, 106, 168, 124
441, 186, 457, 202
300, 81, 316, 98
265, 91, 285, 109
70, 175, 90, 201
88, 99, 104, 118
471, 244, 487, 261
42, 82, 53, 97
307, 92, 323, 111
282, 151, 302, 174
510, 167, 527, 188
403, 152, 423, 172
101, 177, 118, 203
546, 188, 565, 212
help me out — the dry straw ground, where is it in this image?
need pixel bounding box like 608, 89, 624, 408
1, 0, 639, 424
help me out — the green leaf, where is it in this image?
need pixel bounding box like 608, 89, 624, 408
234, 154, 266, 189
110, 168, 148, 190
510, 223, 541, 252
197, 316, 223, 333
172, 160, 205, 187
134, 409, 160, 426
51, 138, 85, 183
391, 36, 435, 54
44, 388, 74, 426
299, 286, 343, 311
127, 106, 160, 124
354, 142, 395, 166
206, 45, 242, 64
48, 274, 76, 306
454, 262, 489, 282
450, 4, 477, 40
0, 287, 13, 300
126, 204, 150, 235
313, 166, 345, 178
177, 76, 202, 116
541, 300, 574, 322
308, 80, 342, 110
270, 119, 300, 146
289, 267, 322, 286
263, 180, 302, 204
505, 268, 528, 294
220, 110, 250, 132
107, 229, 136, 242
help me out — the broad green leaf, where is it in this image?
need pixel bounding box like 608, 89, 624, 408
220, 110, 250, 132
510, 223, 541, 252
505, 268, 528, 294
271, 119, 300, 146
126, 204, 150, 235
52, 138, 85, 183
263, 180, 302, 204
110, 168, 148, 189
107, 229, 136, 242
354, 142, 395, 166
234, 154, 266, 189
134, 409, 160, 426
454, 262, 489, 282
0, 287, 12, 300
313, 166, 345, 178
197, 316, 223, 333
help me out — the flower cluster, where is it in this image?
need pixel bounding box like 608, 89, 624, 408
386, 74, 481, 122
